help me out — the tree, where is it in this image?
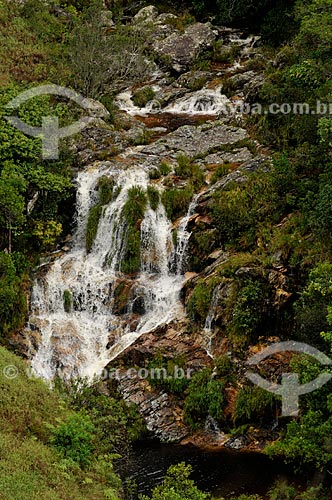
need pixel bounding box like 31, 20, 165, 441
67, 0, 150, 97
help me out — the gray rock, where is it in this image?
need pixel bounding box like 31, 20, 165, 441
155, 23, 217, 73
204, 147, 253, 165
81, 97, 110, 120
142, 122, 247, 158
133, 5, 159, 24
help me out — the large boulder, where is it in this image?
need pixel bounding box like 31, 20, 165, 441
132, 5, 159, 24
155, 22, 217, 73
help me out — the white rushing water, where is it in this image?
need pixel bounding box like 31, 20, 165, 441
203, 284, 222, 358
30, 164, 192, 381
165, 87, 230, 115
115, 86, 231, 116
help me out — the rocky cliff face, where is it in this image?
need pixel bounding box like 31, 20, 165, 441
19, 6, 291, 447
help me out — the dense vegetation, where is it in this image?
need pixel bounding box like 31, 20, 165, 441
0, 346, 126, 499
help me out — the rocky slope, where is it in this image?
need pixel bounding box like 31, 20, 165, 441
18, 5, 291, 447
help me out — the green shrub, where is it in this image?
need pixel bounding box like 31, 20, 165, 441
215, 355, 234, 381
227, 278, 268, 347
234, 387, 276, 425
184, 369, 225, 429
187, 277, 220, 323
132, 86, 156, 108
148, 353, 189, 395
230, 495, 263, 500
268, 481, 296, 500
51, 413, 95, 467
0, 252, 27, 336
140, 462, 208, 500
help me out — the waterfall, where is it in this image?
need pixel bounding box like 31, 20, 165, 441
174, 194, 199, 274
165, 87, 230, 115
203, 284, 222, 358
115, 86, 230, 116
29, 163, 194, 381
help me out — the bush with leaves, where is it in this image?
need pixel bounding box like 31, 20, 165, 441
51, 412, 95, 467
139, 462, 208, 500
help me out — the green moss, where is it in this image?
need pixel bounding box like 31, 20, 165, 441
63, 289, 72, 313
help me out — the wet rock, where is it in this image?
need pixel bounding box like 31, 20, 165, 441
155, 23, 217, 73
224, 435, 248, 449
142, 121, 247, 158
116, 370, 188, 442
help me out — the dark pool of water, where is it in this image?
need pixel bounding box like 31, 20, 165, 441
118, 441, 301, 499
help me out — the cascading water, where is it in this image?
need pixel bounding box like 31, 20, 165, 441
164, 87, 230, 115
203, 284, 222, 358
174, 194, 199, 274
115, 86, 230, 116
30, 163, 192, 381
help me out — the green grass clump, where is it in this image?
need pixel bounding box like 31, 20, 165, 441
149, 162, 172, 180
147, 186, 160, 211
159, 161, 172, 176
120, 186, 147, 274
210, 164, 231, 183
161, 184, 194, 221
175, 154, 205, 189
132, 86, 156, 108
98, 176, 114, 205
63, 289, 72, 313
86, 176, 114, 252
85, 204, 102, 253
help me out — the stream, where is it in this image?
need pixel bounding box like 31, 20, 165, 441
118, 442, 300, 499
